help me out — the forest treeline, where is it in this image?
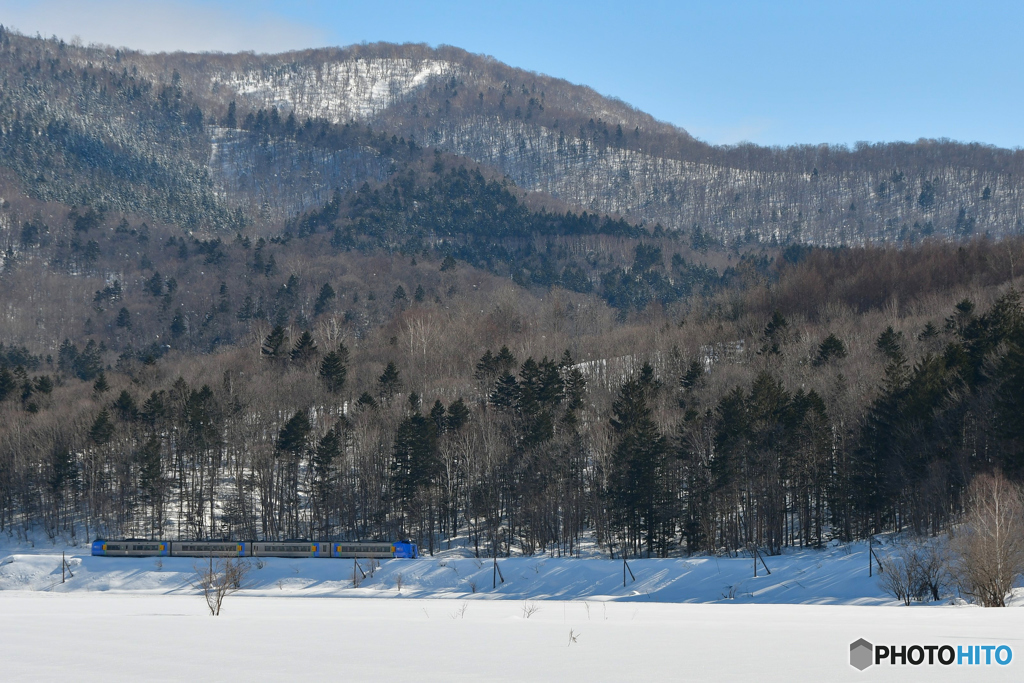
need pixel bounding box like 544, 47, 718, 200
2, 185, 1023, 555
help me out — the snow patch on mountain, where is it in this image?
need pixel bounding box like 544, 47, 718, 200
218, 58, 455, 122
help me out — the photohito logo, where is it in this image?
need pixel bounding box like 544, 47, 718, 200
850, 639, 1012, 670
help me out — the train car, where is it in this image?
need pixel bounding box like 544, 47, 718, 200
170, 541, 248, 557
250, 541, 331, 558
332, 541, 418, 559
91, 540, 170, 557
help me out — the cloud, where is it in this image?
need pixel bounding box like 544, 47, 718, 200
0, 0, 328, 54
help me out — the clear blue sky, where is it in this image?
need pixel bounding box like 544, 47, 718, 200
1, 0, 1022, 148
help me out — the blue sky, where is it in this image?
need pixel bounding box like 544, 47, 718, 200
1, 0, 1021, 148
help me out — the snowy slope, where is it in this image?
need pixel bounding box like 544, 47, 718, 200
218, 58, 454, 122
1, 540, 1015, 606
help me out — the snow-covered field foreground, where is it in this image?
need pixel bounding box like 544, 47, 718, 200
2, 542, 1022, 680
1, 593, 1021, 682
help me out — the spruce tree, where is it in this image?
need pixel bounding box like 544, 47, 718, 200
261, 325, 288, 359
319, 343, 349, 394
313, 283, 336, 316
277, 410, 311, 456
378, 362, 402, 400
290, 330, 318, 364
607, 368, 669, 557
115, 307, 132, 329
0, 367, 15, 402
813, 333, 847, 366
89, 408, 115, 445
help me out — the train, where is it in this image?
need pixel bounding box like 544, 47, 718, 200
91, 539, 418, 559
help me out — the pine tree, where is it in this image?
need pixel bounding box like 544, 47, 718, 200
115, 307, 132, 329
319, 343, 349, 394
277, 410, 311, 456
813, 333, 847, 366
170, 312, 186, 339
261, 325, 288, 359
89, 408, 115, 445
146, 271, 163, 297
490, 372, 520, 410
876, 326, 904, 360
495, 346, 517, 374
290, 330, 318, 364
139, 434, 163, 498
313, 283, 336, 316
607, 367, 669, 557
0, 367, 15, 402
356, 391, 378, 410
93, 372, 110, 395
446, 398, 470, 432
474, 349, 498, 381
760, 311, 790, 355
112, 390, 137, 421
378, 362, 402, 400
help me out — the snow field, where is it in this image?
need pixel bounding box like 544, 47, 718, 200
2, 540, 1022, 680
0, 541, 962, 604
1, 593, 1021, 682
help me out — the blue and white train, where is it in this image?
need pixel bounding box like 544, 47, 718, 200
91, 540, 418, 559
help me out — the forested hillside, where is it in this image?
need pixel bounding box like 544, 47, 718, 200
0, 28, 1023, 557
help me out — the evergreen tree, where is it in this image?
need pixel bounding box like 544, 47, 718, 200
490, 372, 520, 410
391, 411, 439, 519
607, 366, 669, 557
760, 311, 790, 355
356, 391, 378, 410
378, 362, 402, 400
92, 372, 110, 395
474, 349, 497, 381
495, 346, 517, 374
813, 333, 847, 366
277, 410, 311, 456
89, 408, 115, 446
290, 330, 318, 364
139, 434, 163, 499
319, 343, 349, 394
0, 367, 14, 402
170, 312, 186, 339
115, 307, 132, 329
313, 283, 336, 316
261, 325, 288, 359
112, 390, 137, 421
876, 325, 905, 361
446, 398, 470, 432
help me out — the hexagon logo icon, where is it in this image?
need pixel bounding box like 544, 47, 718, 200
850, 639, 873, 670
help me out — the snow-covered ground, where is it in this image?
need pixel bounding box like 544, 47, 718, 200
1, 539, 1021, 681
0, 542, 912, 604
1, 593, 1021, 682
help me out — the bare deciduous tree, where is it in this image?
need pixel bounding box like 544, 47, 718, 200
194, 557, 250, 616
951, 473, 1024, 607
